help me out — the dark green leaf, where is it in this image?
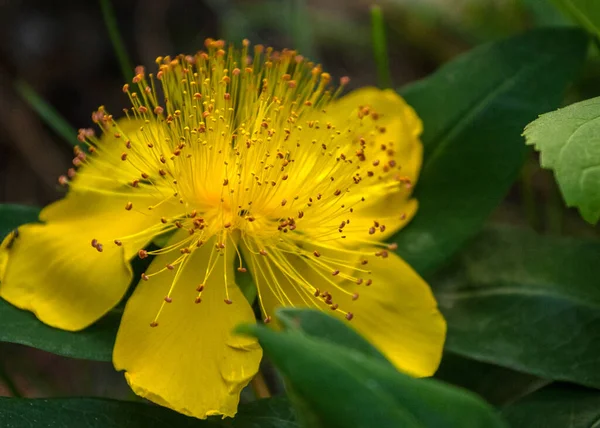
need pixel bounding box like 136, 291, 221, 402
99, 0, 134, 83
395, 28, 588, 274
0, 204, 40, 239
433, 225, 600, 388
238, 309, 508, 428
524, 96, 600, 224
370, 5, 392, 89
435, 352, 549, 406
0, 299, 117, 362
502, 384, 600, 428
0, 396, 297, 428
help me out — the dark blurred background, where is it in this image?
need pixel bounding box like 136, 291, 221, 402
0, 0, 598, 398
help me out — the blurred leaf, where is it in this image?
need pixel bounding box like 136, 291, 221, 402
370, 5, 393, 89
99, 0, 134, 83
15, 81, 79, 147
435, 352, 549, 406
0, 204, 117, 362
552, 0, 600, 37
0, 396, 297, 428
0, 204, 40, 239
524, 96, 600, 224
239, 308, 508, 428
395, 28, 588, 275
433, 225, 600, 388
502, 384, 600, 428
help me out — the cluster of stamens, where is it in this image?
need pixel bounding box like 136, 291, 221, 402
58, 38, 414, 327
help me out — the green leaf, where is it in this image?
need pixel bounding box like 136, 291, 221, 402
0, 204, 40, 239
434, 352, 549, 406
524, 96, 600, 224
238, 308, 508, 428
551, 0, 600, 38
433, 224, 600, 389
0, 299, 117, 362
394, 28, 588, 274
502, 384, 600, 428
0, 396, 297, 428
0, 204, 117, 362
14, 80, 80, 147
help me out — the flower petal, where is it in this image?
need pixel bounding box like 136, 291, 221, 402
113, 234, 262, 419
0, 190, 173, 330
245, 243, 445, 376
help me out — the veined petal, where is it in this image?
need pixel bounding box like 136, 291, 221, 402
244, 242, 445, 377
113, 234, 261, 419
0, 190, 174, 330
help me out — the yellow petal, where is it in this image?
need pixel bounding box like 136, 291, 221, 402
73, 119, 145, 190
0, 190, 173, 330
113, 234, 262, 419
245, 243, 445, 376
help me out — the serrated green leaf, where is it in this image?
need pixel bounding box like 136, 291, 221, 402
502, 384, 600, 428
433, 225, 600, 388
0, 396, 297, 428
238, 308, 508, 428
524, 97, 600, 224
394, 28, 588, 275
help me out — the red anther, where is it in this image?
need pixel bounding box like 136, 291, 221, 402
154, 106, 164, 115
224, 299, 233, 305
356, 278, 363, 285
237, 267, 247, 273
121, 152, 128, 161
366, 279, 372, 286
352, 293, 359, 301
373, 221, 380, 227
141, 273, 149, 281
125, 140, 132, 149
387, 243, 398, 250
132, 180, 140, 187
138, 250, 148, 259
58, 175, 69, 186
218, 242, 225, 249
150, 321, 159, 327
380, 251, 389, 258
330, 303, 339, 311
159, 169, 166, 176
298, 211, 304, 218
259, 249, 267, 256
224, 222, 231, 228
175, 221, 183, 228
380, 225, 386, 233
313, 250, 320, 257
368, 227, 376, 235
122, 84, 129, 92
361, 260, 368, 265
91, 239, 98, 248
400, 213, 407, 220
96, 244, 104, 252
189, 210, 197, 218
67, 168, 76, 178
314, 288, 320, 297
332, 270, 340, 276
340, 76, 350, 85
264, 316, 272, 323
281, 174, 288, 180
166, 264, 174, 270
114, 240, 122, 246
345, 312, 354, 321
281, 199, 287, 206
224, 93, 231, 100
141, 172, 149, 179
334, 189, 342, 196
161, 217, 167, 224
164, 296, 173, 303
194, 296, 202, 304
372, 160, 380, 166
125, 202, 133, 211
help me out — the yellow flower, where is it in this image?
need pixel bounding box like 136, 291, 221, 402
0, 39, 445, 418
